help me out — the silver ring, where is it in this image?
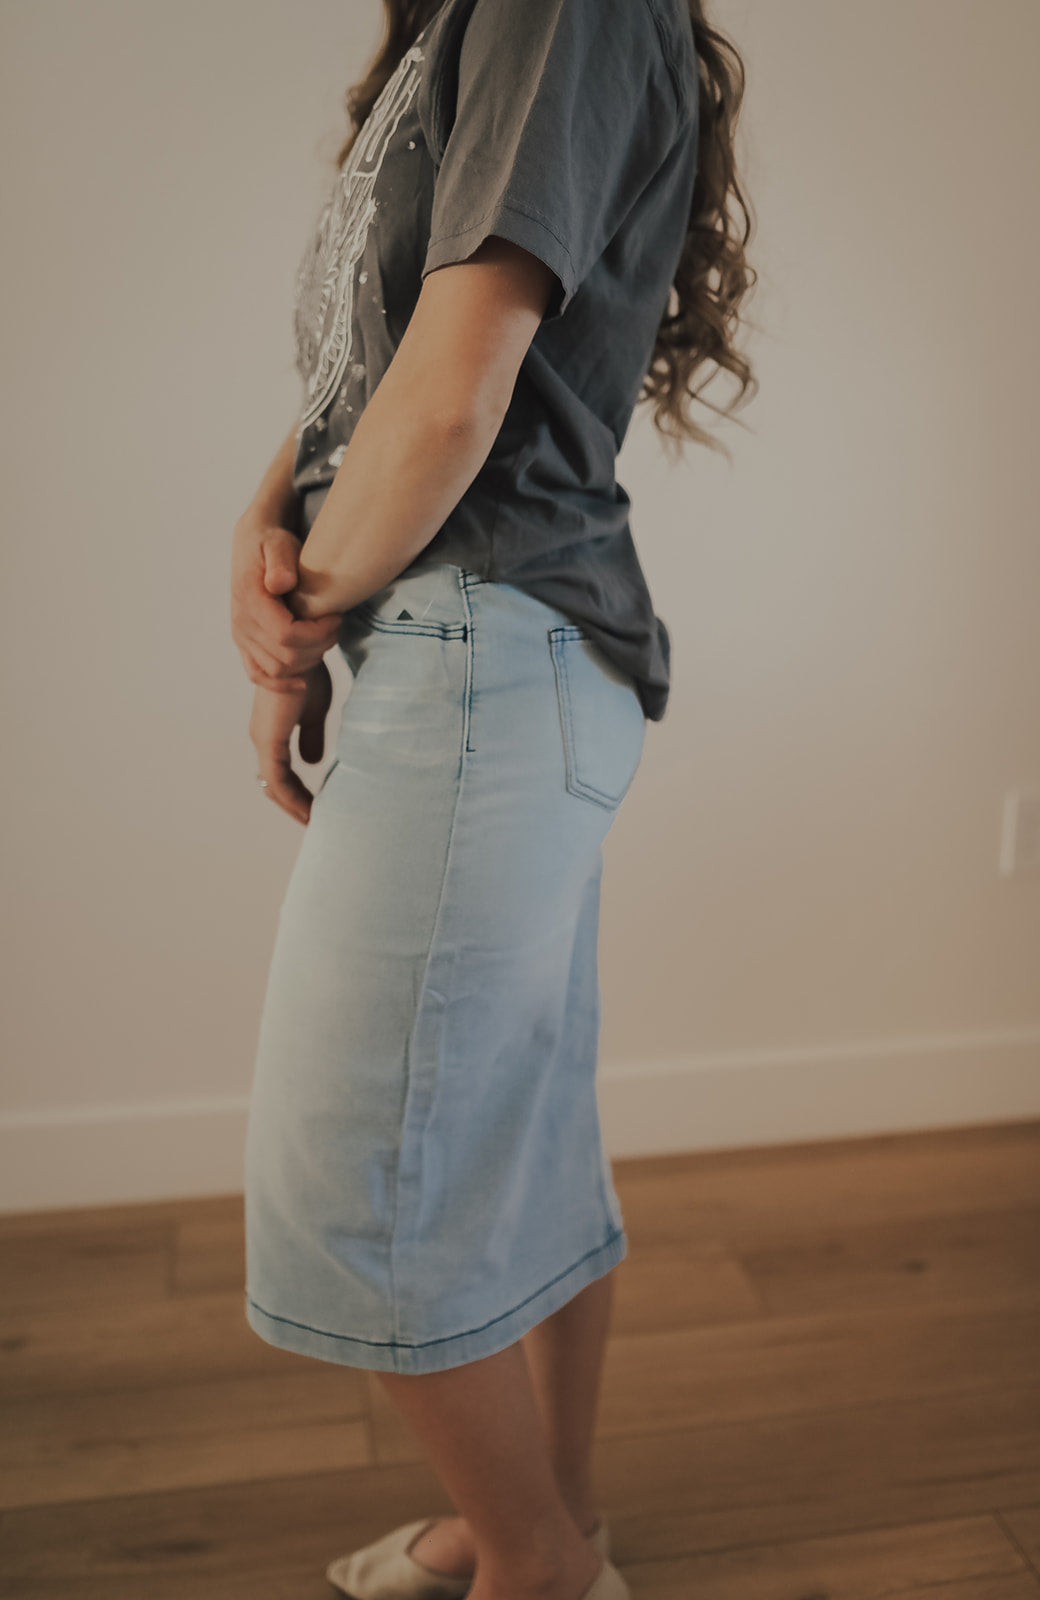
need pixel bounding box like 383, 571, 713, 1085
256, 775, 269, 788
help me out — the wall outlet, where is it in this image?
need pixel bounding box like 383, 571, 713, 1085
999, 787, 1040, 876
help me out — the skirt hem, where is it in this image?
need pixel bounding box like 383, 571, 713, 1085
244, 1226, 627, 1374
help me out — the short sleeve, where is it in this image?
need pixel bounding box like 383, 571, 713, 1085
420, 0, 682, 323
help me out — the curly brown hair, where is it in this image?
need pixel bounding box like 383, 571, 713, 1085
335, 0, 758, 462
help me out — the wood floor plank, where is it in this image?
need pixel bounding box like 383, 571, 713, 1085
0, 1193, 242, 1241
0, 1219, 174, 1313
0, 1459, 452, 1600
1, 1121, 1039, 1597
593, 1386, 1040, 1562
614, 1121, 1040, 1246
999, 1505, 1040, 1579
601, 1300, 1040, 1438
610, 1238, 765, 1336
0, 1368, 370, 1508
368, 1298, 1040, 1463
624, 1513, 1036, 1599
0, 1290, 321, 1401
3, 1395, 1040, 1598
171, 1208, 246, 1296
732, 1206, 1040, 1318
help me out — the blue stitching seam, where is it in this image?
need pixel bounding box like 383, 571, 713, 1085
246, 1227, 625, 1353
356, 604, 468, 640
460, 570, 476, 753
549, 628, 623, 809
387, 571, 472, 1343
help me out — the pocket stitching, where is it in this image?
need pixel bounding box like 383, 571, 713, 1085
354, 600, 467, 639
549, 627, 626, 811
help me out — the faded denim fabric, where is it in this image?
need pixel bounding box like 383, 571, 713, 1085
289, 0, 700, 721
244, 557, 646, 1373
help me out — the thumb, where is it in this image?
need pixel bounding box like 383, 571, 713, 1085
262, 529, 301, 596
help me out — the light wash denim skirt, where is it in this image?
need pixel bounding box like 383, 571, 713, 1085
243, 554, 647, 1374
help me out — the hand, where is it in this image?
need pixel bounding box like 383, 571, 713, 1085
231, 510, 343, 693
249, 659, 335, 825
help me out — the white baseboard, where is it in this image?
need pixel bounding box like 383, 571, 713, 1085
1, 1029, 1037, 1213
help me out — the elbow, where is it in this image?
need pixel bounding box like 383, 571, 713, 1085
430, 366, 519, 444
431, 397, 507, 445
435, 406, 482, 441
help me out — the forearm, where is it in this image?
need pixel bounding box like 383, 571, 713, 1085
286, 378, 505, 620
238, 421, 300, 530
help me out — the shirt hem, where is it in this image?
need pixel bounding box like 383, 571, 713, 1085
423, 199, 579, 322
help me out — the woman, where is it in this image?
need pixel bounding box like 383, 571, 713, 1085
229, 0, 755, 1596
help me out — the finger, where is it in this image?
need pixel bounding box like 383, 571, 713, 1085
234, 581, 306, 663
261, 530, 302, 596
232, 594, 330, 677
292, 613, 344, 644
235, 583, 341, 672
279, 618, 343, 672
280, 608, 344, 648
238, 646, 310, 694
235, 623, 300, 682
241, 624, 322, 679
258, 753, 313, 827
239, 628, 327, 682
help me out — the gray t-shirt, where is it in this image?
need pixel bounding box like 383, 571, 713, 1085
290, 0, 699, 721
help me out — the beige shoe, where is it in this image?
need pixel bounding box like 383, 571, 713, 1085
326, 1513, 612, 1599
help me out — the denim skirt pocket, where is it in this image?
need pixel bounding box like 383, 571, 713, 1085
548, 625, 646, 811
352, 598, 468, 640
351, 562, 472, 638
334, 564, 471, 679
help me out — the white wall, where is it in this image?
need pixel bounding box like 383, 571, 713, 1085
1, 0, 1037, 1211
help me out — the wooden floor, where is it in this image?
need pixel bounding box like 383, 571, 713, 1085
1, 1119, 1039, 1598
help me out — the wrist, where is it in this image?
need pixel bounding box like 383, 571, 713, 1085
285, 568, 343, 621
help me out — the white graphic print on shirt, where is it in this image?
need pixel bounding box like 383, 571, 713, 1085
291, 38, 426, 437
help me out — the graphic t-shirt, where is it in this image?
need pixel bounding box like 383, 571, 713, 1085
290, 0, 699, 721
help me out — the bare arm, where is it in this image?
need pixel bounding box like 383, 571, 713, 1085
247, 235, 557, 825
230, 424, 341, 692
239, 420, 300, 528
286, 234, 558, 621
